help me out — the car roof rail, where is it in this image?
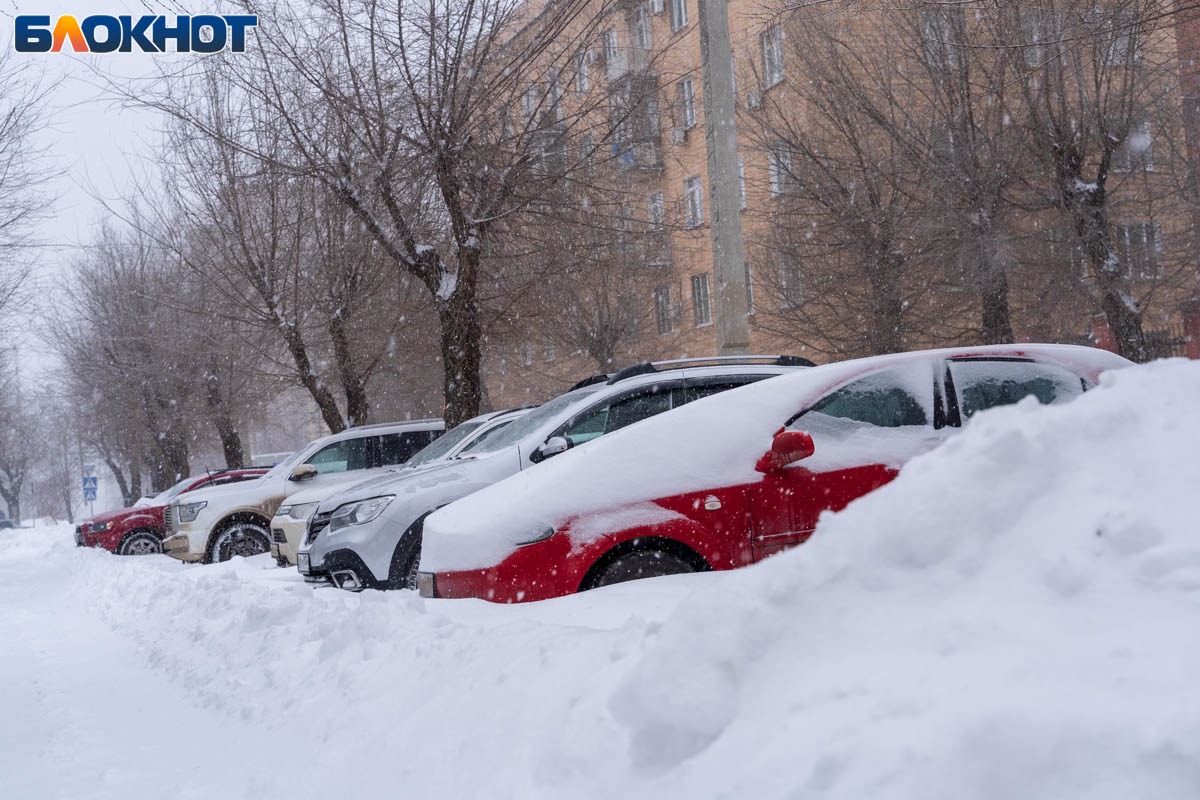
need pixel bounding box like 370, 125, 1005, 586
606, 354, 815, 385
568, 373, 613, 391
346, 418, 444, 431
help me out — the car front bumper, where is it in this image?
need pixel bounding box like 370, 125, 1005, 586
162, 533, 205, 562
417, 534, 577, 604
270, 516, 308, 566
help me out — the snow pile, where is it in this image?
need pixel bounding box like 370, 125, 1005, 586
3, 357, 1198, 799
424, 344, 1130, 571
610, 357, 1200, 797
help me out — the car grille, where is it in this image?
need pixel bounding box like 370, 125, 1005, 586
306, 510, 332, 545
163, 505, 176, 534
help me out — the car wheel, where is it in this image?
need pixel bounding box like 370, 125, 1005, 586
210, 521, 271, 562
118, 531, 162, 556
591, 549, 697, 588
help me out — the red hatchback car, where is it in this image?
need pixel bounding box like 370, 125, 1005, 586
418, 345, 1131, 602
74, 468, 268, 555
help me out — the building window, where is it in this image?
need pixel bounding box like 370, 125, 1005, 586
522, 87, 539, 119
1020, 6, 1061, 67
745, 261, 755, 314
779, 258, 803, 308
546, 69, 561, 121
500, 105, 514, 138
602, 28, 618, 64
1105, 13, 1141, 66
655, 286, 674, 333
544, 342, 557, 362
761, 25, 784, 87
768, 142, 794, 197
647, 191, 665, 229
691, 273, 712, 326
738, 157, 746, 209
678, 78, 697, 129
574, 52, 590, 93
670, 0, 687, 32
931, 119, 956, 158
684, 175, 704, 226
1115, 222, 1161, 278
921, 7, 964, 70
519, 343, 534, 366
634, 4, 653, 50
580, 134, 594, 175
1113, 122, 1153, 172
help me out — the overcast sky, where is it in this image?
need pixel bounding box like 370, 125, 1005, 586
3, 0, 170, 382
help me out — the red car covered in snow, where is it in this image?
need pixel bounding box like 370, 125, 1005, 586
74, 469, 268, 555
417, 345, 1131, 603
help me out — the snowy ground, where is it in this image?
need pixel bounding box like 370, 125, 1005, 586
3, 358, 1199, 799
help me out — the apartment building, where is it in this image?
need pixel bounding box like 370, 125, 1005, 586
484, 0, 1200, 408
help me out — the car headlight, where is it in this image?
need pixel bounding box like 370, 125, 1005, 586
277, 502, 318, 521
177, 501, 207, 523
515, 525, 555, 547
327, 495, 395, 534
90, 521, 113, 533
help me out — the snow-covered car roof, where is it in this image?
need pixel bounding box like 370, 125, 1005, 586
422, 344, 1132, 572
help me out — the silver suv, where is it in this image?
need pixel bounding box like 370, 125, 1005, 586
297, 356, 812, 590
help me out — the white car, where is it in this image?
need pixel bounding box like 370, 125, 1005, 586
268, 409, 529, 566
162, 419, 444, 563
298, 356, 812, 590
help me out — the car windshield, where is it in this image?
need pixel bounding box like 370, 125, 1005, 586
158, 475, 200, 502
460, 390, 598, 456
262, 448, 309, 480
404, 419, 486, 468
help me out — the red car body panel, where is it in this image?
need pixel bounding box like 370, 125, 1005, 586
430, 465, 898, 604
76, 469, 268, 552
425, 346, 1128, 604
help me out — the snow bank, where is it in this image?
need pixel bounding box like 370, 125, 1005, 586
609, 357, 1200, 797
3, 357, 1198, 799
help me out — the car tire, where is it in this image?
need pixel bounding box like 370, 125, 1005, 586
591, 549, 697, 588
209, 520, 271, 563
117, 531, 162, 556
384, 512, 432, 591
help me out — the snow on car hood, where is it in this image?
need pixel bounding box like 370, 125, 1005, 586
315, 451, 516, 514
423, 345, 1132, 572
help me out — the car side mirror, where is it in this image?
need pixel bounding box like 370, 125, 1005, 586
289, 464, 319, 482
532, 436, 572, 463
755, 430, 815, 473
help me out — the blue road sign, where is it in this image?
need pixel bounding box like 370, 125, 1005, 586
82, 476, 98, 491
83, 488, 97, 502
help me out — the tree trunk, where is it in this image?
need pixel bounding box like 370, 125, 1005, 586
865, 254, 905, 355
278, 319, 347, 433
128, 461, 142, 503
328, 311, 370, 427
204, 362, 246, 468
438, 250, 483, 428
978, 261, 1015, 345
1069, 190, 1149, 362
103, 456, 133, 507
0, 484, 20, 523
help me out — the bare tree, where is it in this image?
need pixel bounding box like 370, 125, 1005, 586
130, 0, 679, 424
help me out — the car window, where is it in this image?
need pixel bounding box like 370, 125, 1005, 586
377, 431, 437, 467
685, 375, 768, 402
560, 387, 675, 446
787, 364, 939, 472
406, 420, 485, 467
802, 372, 929, 429
948, 359, 1083, 421
309, 436, 370, 474
462, 388, 600, 455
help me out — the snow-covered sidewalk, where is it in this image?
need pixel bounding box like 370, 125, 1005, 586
3, 358, 1199, 799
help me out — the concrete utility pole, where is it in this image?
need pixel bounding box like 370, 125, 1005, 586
698, 0, 750, 355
